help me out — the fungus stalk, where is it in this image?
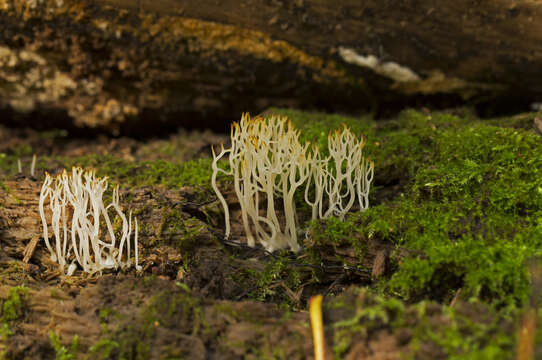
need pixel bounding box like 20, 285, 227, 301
304, 146, 329, 221
211, 144, 232, 239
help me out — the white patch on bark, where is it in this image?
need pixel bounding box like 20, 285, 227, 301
338, 46, 420, 83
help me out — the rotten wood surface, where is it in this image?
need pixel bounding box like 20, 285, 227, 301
1, 0, 541, 130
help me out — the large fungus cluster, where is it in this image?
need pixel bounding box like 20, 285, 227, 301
39, 167, 141, 275
212, 113, 374, 252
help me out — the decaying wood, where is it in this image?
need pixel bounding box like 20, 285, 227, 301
22, 235, 39, 263
371, 249, 387, 279
1, 0, 541, 133
0, 177, 42, 260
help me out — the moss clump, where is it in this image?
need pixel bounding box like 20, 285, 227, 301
383, 122, 542, 305
306, 216, 367, 272
157, 210, 210, 255
135, 158, 216, 189
0, 286, 29, 355
326, 287, 516, 359
1, 286, 28, 323
407, 300, 515, 359
89, 308, 123, 360
49, 332, 79, 360
57, 155, 217, 190
231, 251, 304, 307
89, 338, 119, 360
278, 107, 470, 186
328, 289, 405, 358
269, 107, 374, 152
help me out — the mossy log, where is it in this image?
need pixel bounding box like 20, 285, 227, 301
0, 105, 538, 358
1, 0, 542, 130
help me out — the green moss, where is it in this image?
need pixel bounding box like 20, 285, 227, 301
0, 287, 29, 356
57, 155, 217, 190
49, 332, 79, 360
274, 107, 470, 185
407, 300, 515, 359
484, 111, 541, 130
326, 288, 404, 358
136, 158, 215, 189
89, 338, 119, 360
233, 251, 304, 306
0, 180, 21, 205
12, 144, 33, 158
306, 216, 367, 272
325, 288, 515, 359
2, 286, 28, 323
268, 107, 375, 153
90, 308, 122, 360
380, 122, 542, 305
158, 210, 209, 254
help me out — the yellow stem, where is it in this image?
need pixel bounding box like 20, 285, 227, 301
310, 294, 325, 360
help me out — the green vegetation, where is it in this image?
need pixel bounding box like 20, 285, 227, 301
158, 210, 210, 254
0, 153, 219, 190
60, 156, 217, 190
49, 332, 79, 360
2, 286, 28, 322
89, 309, 123, 360
1, 286, 28, 338
325, 287, 516, 359
306, 216, 367, 270
408, 301, 515, 360
234, 251, 304, 305
0, 286, 29, 357
89, 337, 120, 360
272, 108, 374, 152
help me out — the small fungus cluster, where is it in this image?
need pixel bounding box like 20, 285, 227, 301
212, 113, 374, 252
39, 167, 141, 275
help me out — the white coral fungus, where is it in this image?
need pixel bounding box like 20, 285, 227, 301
305, 125, 374, 221
39, 167, 141, 275
212, 113, 374, 253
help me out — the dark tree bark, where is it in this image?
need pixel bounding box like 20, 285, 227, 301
0, 0, 541, 133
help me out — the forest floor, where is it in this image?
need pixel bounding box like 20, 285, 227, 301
1, 107, 542, 359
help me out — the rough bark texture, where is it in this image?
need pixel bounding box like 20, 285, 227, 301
1, 0, 541, 133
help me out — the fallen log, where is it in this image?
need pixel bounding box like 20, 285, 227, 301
0, 0, 541, 133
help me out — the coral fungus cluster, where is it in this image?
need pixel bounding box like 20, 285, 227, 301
212, 113, 374, 252
39, 167, 140, 275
